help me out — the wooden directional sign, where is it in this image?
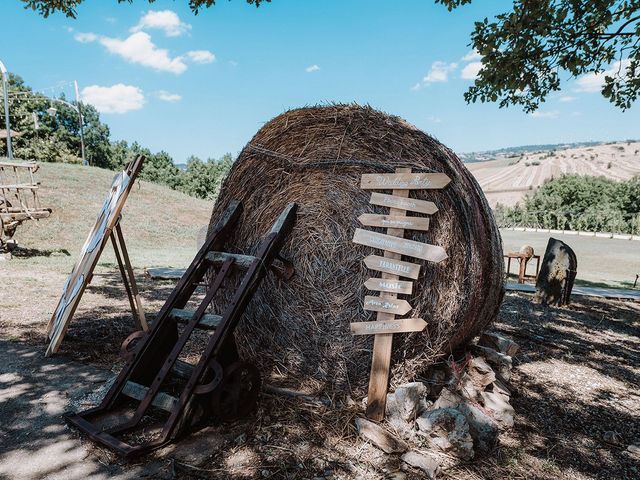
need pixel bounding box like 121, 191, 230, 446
364, 255, 421, 279
353, 228, 448, 263
370, 192, 438, 215
364, 295, 412, 315
361, 172, 451, 190
350, 318, 427, 336
359, 214, 430, 231
365, 277, 413, 294
351, 166, 450, 423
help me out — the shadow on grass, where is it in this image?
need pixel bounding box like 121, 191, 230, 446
11, 246, 71, 258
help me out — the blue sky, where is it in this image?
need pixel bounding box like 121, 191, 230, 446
3, 0, 639, 163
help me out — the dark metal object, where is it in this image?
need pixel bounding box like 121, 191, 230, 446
65, 201, 298, 457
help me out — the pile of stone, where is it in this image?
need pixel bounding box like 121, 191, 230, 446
356, 331, 519, 479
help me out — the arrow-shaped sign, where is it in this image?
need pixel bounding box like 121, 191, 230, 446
358, 214, 430, 231
353, 228, 448, 263
369, 192, 438, 215
364, 277, 413, 294
361, 173, 451, 190
363, 295, 412, 315
363, 255, 421, 279
350, 318, 427, 335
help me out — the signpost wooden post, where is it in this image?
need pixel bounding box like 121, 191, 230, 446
351, 167, 450, 421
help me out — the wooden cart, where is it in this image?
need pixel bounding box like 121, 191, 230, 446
0, 160, 51, 250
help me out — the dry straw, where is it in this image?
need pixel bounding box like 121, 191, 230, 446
209, 104, 504, 398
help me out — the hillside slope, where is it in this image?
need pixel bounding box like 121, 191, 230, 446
9, 161, 213, 268
466, 141, 640, 206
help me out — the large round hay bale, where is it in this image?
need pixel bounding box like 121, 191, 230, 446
209, 104, 504, 397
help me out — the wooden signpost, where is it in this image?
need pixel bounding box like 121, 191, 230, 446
46, 156, 148, 356
351, 167, 450, 421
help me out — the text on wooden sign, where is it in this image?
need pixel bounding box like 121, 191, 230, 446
363, 295, 412, 315
363, 255, 421, 279
350, 317, 427, 335
361, 172, 451, 190
364, 277, 413, 294
369, 192, 438, 215
353, 228, 448, 263
358, 214, 430, 231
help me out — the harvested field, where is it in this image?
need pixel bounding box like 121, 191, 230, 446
467, 142, 640, 207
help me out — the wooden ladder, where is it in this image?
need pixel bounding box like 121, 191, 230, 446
65, 200, 297, 457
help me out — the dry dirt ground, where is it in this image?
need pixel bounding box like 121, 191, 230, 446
1, 249, 638, 480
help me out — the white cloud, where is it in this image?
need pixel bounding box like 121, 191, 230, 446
559, 95, 576, 103
131, 10, 191, 37
74, 32, 97, 43
81, 84, 145, 114
529, 110, 560, 119
427, 116, 442, 124
410, 82, 422, 91
462, 50, 481, 62
186, 50, 216, 64
461, 61, 482, 80
77, 31, 188, 74
156, 90, 182, 102
575, 59, 631, 93
423, 61, 457, 84
305, 64, 321, 73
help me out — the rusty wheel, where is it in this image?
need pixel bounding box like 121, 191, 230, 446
120, 330, 148, 361
210, 361, 261, 421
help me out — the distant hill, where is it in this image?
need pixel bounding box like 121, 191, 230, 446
459, 140, 638, 163
465, 141, 640, 207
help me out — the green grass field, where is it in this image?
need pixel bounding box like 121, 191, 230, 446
6, 162, 213, 270
501, 229, 640, 288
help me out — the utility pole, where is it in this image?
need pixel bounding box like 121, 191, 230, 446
0, 59, 12, 160
74, 80, 87, 166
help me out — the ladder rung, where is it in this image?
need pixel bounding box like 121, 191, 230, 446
206, 251, 257, 268
169, 308, 222, 330
172, 359, 194, 380
122, 381, 178, 413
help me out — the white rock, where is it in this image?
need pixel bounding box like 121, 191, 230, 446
479, 332, 519, 356
416, 408, 474, 460
401, 450, 441, 479
481, 391, 514, 428
432, 388, 499, 453
355, 417, 408, 454
473, 345, 513, 382
386, 382, 428, 422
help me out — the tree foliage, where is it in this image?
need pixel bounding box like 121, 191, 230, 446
1, 73, 232, 200
437, 0, 640, 111
21, 0, 267, 18
496, 174, 640, 234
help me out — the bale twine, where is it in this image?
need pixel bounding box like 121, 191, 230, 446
208, 104, 504, 397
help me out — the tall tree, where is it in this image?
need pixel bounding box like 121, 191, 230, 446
437, 0, 639, 111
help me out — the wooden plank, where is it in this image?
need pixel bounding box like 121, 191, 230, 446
169, 308, 222, 330
364, 277, 413, 294
363, 295, 412, 315
351, 317, 426, 335
361, 172, 451, 190
363, 255, 421, 280
122, 381, 178, 413
358, 213, 429, 231
114, 222, 148, 331
206, 251, 257, 268
353, 228, 447, 263
370, 192, 438, 215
